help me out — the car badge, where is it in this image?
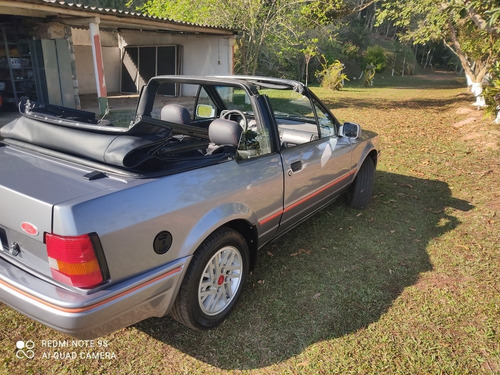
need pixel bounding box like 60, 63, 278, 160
21, 222, 38, 236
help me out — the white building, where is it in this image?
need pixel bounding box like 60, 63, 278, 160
0, 0, 235, 112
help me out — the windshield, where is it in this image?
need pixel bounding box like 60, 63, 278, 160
213, 85, 318, 124
260, 88, 316, 123
214, 86, 254, 113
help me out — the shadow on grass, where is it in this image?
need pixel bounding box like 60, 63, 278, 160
135, 170, 472, 370
322, 92, 471, 111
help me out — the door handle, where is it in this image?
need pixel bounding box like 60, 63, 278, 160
290, 160, 303, 172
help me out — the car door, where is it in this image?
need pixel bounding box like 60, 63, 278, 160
276, 93, 354, 234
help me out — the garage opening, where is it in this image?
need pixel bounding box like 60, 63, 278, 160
121, 45, 181, 95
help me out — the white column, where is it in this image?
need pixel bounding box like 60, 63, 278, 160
89, 18, 108, 115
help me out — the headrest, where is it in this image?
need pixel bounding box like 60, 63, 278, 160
208, 118, 242, 147
160, 104, 191, 124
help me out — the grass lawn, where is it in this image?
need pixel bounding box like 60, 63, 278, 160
1, 71, 498, 374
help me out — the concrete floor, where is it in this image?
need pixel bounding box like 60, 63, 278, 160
0, 92, 198, 128
79, 93, 140, 114
0, 110, 18, 127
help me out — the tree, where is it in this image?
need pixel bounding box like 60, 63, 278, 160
301, 40, 320, 85
483, 61, 500, 123
137, 0, 352, 75
377, 0, 500, 106
465, 1, 500, 35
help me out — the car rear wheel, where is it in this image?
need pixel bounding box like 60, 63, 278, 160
170, 227, 249, 329
347, 157, 375, 209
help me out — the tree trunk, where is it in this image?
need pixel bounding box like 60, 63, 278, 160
357, 0, 364, 19
424, 49, 432, 69
304, 56, 311, 86
446, 20, 490, 107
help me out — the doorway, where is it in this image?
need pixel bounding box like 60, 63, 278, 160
121, 45, 180, 95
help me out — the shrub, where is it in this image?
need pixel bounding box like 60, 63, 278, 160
364, 65, 376, 86
483, 61, 500, 119
364, 45, 387, 72
316, 59, 349, 91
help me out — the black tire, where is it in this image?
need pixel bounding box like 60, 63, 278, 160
347, 157, 375, 209
170, 227, 249, 329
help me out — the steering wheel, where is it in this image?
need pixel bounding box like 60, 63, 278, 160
220, 109, 248, 132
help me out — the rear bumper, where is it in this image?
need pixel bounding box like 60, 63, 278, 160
0, 256, 188, 338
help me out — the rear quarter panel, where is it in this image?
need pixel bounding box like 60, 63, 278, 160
54, 155, 284, 284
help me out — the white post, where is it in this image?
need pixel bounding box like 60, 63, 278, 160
89, 18, 108, 115
470, 82, 486, 109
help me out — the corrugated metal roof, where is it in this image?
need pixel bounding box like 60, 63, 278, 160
2, 0, 236, 35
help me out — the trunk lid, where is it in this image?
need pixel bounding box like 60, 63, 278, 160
0, 144, 127, 279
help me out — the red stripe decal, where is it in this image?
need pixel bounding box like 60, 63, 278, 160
0, 266, 183, 314
259, 169, 356, 226
259, 209, 284, 226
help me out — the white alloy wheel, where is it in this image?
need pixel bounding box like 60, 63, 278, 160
170, 227, 249, 329
198, 246, 243, 316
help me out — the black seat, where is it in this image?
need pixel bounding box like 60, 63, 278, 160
160, 104, 191, 124
206, 118, 242, 155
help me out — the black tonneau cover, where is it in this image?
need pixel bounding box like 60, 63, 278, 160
0, 115, 170, 168
0, 100, 173, 169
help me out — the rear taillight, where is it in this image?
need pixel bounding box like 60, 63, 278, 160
45, 233, 107, 288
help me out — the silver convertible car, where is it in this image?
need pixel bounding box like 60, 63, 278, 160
0, 76, 379, 338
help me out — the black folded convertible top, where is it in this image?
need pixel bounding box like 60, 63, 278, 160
0, 101, 172, 169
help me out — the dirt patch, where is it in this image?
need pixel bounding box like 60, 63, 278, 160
453, 106, 500, 151
413, 71, 464, 81
414, 273, 475, 292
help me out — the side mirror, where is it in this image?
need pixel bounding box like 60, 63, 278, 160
196, 104, 215, 118
340, 122, 362, 139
